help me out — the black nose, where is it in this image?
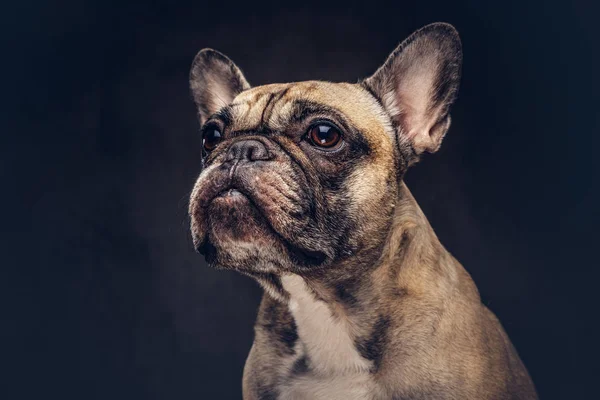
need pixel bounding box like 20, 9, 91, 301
225, 139, 270, 162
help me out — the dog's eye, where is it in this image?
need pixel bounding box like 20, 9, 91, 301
307, 124, 342, 150
203, 128, 222, 152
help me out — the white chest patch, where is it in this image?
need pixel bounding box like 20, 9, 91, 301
280, 274, 372, 375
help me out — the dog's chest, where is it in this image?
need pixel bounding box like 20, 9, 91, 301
280, 373, 375, 400
279, 275, 376, 399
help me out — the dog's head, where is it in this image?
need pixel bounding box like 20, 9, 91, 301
188, 23, 461, 279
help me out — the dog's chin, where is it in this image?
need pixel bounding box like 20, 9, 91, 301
196, 189, 328, 273
197, 189, 290, 273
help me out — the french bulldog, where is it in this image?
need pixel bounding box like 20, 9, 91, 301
188, 22, 537, 400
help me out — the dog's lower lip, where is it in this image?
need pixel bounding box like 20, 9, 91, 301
217, 188, 244, 198
226, 189, 243, 196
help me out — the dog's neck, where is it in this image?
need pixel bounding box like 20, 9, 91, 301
277, 182, 479, 374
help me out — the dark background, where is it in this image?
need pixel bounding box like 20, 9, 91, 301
3, 0, 598, 399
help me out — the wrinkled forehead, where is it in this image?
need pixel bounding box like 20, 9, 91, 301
226, 81, 393, 145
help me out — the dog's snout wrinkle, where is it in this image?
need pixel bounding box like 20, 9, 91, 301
227, 159, 240, 182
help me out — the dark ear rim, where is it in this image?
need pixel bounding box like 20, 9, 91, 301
189, 48, 250, 90
189, 48, 251, 121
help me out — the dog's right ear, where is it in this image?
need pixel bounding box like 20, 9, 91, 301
189, 49, 250, 124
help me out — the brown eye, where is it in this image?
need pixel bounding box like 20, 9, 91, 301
307, 124, 342, 149
203, 128, 222, 152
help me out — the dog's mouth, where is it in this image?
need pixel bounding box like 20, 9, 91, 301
191, 170, 329, 270
208, 183, 262, 219
212, 187, 250, 204
209, 185, 262, 215
196, 187, 257, 251
216, 188, 243, 197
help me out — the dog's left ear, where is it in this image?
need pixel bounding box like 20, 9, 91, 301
364, 23, 462, 155
190, 49, 251, 124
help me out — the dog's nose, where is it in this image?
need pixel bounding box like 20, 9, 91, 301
226, 139, 270, 162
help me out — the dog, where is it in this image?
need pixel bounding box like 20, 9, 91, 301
188, 22, 537, 400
